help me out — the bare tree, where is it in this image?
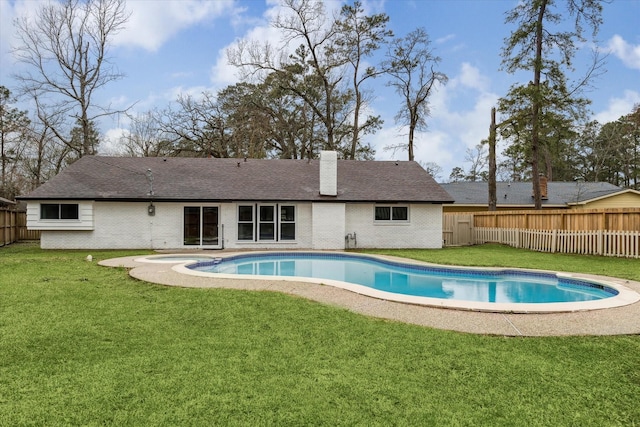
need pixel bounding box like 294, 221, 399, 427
228, 0, 355, 156
419, 161, 443, 181
118, 111, 173, 157
156, 92, 232, 158
465, 143, 489, 182
0, 86, 30, 199
21, 102, 71, 192
12, 0, 130, 158
384, 28, 447, 161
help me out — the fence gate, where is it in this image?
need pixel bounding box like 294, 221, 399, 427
443, 214, 474, 246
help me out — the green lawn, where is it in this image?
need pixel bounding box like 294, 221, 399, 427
1, 243, 639, 426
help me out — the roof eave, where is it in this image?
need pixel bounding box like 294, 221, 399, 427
17, 196, 452, 204
567, 189, 640, 205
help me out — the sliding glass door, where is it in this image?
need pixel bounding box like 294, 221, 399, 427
184, 206, 219, 247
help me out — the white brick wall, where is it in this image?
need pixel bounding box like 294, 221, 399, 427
345, 203, 443, 249
41, 202, 175, 249
312, 203, 346, 249
38, 200, 443, 250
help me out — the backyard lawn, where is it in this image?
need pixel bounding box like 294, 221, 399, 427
1, 243, 639, 426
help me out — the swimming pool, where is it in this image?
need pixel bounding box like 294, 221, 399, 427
179, 252, 639, 312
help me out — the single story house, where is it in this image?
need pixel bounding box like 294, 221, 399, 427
440, 179, 640, 213
18, 151, 454, 250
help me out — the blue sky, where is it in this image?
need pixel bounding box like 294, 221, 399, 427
1, 0, 639, 180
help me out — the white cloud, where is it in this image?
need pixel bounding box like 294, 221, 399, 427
364, 62, 498, 182
368, 125, 454, 182
594, 90, 640, 123
2, 0, 236, 87
451, 62, 490, 92
0, 1, 16, 54
101, 127, 129, 155
210, 0, 349, 88
431, 64, 498, 141
113, 0, 235, 52
0, 0, 45, 76
374, 63, 499, 180
436, 34, 456, 45
209, 1, 282, 87
210, 23, 282, 87
606, 35, 640, 70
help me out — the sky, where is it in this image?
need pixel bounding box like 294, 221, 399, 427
1, 0, 639, 181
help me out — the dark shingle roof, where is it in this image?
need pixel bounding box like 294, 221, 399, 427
440, 181, 625, 207
19, 156, 454, 203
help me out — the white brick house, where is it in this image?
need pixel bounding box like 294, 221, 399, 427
19, 152, 453, 250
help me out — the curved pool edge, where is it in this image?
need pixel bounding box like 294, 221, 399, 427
133, 254, 217, 264
167, 251, 640, 314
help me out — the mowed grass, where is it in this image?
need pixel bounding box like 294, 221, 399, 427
0, 243, 639, 426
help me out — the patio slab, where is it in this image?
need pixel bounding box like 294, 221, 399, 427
99, 254, 640, 337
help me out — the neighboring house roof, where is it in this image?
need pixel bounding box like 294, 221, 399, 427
0, 196, 16, 206
18, 156, 454, 204
440, 181, 628, 208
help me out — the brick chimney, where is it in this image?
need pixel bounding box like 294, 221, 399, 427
539, 175, 548, 200
319, 151, 337, 196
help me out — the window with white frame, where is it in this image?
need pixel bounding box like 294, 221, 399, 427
374, 206, 408, 222
259, 205, 275, 240
238, 204, 296, 241
40, 203, 79, 220
237, 205, 254, 240
279, 205, 295, 240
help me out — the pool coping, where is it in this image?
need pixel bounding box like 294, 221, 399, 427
168, 251, 639, 314
101, 251, 640, 336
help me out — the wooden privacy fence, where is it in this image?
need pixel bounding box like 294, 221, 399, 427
0, 210, 40, 246
472, 208, 640, 231
1, 209, 17, 247
444, 208, 640, 258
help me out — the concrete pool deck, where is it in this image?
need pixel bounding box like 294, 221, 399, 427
99, 252, 640, 337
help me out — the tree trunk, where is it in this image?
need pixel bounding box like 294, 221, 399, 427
350, 91, 361, 160
488, 107, 497, 211
531, 0, 548, 210
408, 124, 415, 161
408, 106, 417, 161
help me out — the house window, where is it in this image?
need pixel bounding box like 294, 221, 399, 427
280, 205, 295, 240
237, 204, 296, 241
40, 203, 79, 220
375, 206, 408, 222
238, 205, 254, 240
259, 205, 275, 240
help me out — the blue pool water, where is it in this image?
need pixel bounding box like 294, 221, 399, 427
189, 253, 617, 304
